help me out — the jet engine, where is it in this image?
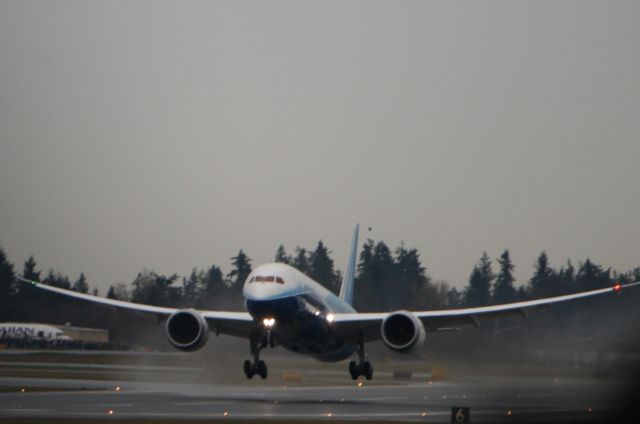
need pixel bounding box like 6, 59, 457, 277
165, 309, 209, 351
381, 310, 426, 352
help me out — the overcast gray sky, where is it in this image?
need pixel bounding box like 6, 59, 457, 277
1, 1, 639, 294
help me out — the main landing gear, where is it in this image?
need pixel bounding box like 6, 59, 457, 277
349, 339, 373, 380
244, 332, 272, 379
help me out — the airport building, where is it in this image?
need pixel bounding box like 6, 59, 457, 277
55, 323, 109, 343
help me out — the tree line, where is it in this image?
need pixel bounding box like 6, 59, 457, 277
1, 240, 639, 321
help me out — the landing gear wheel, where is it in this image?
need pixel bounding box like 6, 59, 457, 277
244, 360, 254, 379
363, 361, 373, 380
257, 360, 268, 379
348, 337, 374, 380
349, 361, 359, 380
245, 332, 269, 380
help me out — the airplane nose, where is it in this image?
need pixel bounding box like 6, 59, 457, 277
243, 280, 300, 301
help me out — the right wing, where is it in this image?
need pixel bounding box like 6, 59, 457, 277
16, 276, 255, 339
331, 281, 640, 343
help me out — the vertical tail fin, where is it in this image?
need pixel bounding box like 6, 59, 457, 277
339, 224, 359, 305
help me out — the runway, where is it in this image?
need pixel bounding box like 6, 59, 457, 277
0, 349, 636, 422
0, 374, 628, 422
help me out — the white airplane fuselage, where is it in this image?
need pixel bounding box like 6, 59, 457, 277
243, 262, 356, 362
0, 323, 71, 341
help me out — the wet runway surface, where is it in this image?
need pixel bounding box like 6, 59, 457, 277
0, 374, 627, 422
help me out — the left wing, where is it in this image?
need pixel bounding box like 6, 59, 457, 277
331, 281, 640, 343
16, 276, 255, 339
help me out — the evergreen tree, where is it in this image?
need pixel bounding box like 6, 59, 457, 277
181, 268, 201, 305
370, 241, 396, 310
528, 252, 555, 298
106, 283, 129, 301
0, 247, 16, 320
292, 247, 309, 274
157, 273, 181, 306
16, 255, 41, 319
309, 241, 340, 293
493, 250, 516, 304
72, 273, 89, 293
395, 245, 430, 308
201, 265, 225, 305
227, 250, 252, 294
444, 287, 462, 308
130, 271, 153, 303
45, 269, 71, 289
426, 280, 450, 309
106, 286, 116, 299
356, 239, 375, 283
464, 252, 494, 307
557, 259, 575, 294
354, 239, 375, 310
23, 256, 40, 281
274, 245, 291, 264
516, 285, 529, 301
131, 271, 180, 306
575, 259, 610, 291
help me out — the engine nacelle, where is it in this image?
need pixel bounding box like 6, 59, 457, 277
381, 310, 426, 352
165, 309, 209, 351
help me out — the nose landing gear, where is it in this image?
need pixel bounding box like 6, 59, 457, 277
244, 331, 271, 379
244, 358, 267, 379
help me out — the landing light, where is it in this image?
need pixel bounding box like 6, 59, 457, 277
613, 283, 622, 292
262, 318, 276, 328
326, 313, 334, 323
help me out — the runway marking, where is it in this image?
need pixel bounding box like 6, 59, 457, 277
4, 409, 50, 413
88, 411, 452, 418
77, 403, 134, 408
175, 401, 237, 406
358, 396, 407, 401
0, 361, 200, 372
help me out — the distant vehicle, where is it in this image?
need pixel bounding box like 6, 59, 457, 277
0, 322, 72, 341
17, 225, 639, 380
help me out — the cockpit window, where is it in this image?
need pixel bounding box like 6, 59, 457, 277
250, 275, 284, 284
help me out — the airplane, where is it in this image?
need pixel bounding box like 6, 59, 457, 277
0, 322, 72, 342
16, 224, 639, 380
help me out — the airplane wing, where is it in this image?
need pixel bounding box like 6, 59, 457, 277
16, 276, 255, 339
331, 281, 640, 343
